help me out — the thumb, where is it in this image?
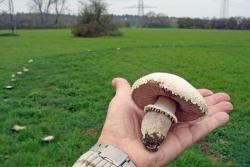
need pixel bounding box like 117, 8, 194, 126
112, 77, 131, 98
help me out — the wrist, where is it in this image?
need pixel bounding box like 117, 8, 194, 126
98, 137, 158, 167
98, 136, 139, 166
73, 143, 137, 167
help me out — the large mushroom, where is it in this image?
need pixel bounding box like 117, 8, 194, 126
131, 73, 208, 152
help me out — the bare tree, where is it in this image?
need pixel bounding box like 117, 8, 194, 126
29, 0, 43, 24
0, 0, 16, 33
29, 0, 54, 25
53, 0, 67, 24
44, 0, 53, 24
9, 0, 16, 32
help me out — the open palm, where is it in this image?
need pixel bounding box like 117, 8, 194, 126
98, 78, 233, 167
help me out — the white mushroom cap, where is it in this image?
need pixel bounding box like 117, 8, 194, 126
132, 73, 208, 122
17, 71, 23, 75
23, 68, 29, 72
12, 124, 26, 132
5, 85, 13, 90
42, 136, 55, 142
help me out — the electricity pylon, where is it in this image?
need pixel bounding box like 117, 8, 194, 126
138, 0, 144, 17
126, 0, 155, 27
221, 0, 229, 18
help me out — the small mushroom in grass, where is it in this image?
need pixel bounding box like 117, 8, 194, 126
42, 135, 55, 142
11, 74, 15, 78
117, 47, 121, 50
4, 99, 9, 102
17, 71, 23, 75
131, 73, 208, 152
23, 67, 29, 72
28, 59, 33, 63
12, 124, 26, 132
5, 85, 13, 90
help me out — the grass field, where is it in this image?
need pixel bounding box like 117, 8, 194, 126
0, 28, 250, 167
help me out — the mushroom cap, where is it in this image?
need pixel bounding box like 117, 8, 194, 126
5, 85, 13, 89
42, 135, 55, 142
12, 124, 26, 132
23, 68, 29, 72
131, 73, 208, 122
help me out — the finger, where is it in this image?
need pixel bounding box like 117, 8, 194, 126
112, 77, 131, 97
205, 92, 231, 106
198, 89, 214, 97
190, 112, 229, 143
208, 101, 233, 115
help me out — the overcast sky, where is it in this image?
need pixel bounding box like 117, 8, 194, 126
11, 0, 250, 18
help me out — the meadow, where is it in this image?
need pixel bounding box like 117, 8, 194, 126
0, 28, 250, 167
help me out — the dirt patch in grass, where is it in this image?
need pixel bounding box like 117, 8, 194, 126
199, 141, 234, 166
83, 128, 99, 138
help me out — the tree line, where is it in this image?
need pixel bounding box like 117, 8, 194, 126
178, 17, 250, 30
1, 0, 250, 30
1, 13, 250, 30
118, 14, 250, 30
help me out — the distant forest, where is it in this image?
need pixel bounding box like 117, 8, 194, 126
1, 12, 250, 30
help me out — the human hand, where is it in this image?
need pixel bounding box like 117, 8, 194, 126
98, 78, 233, 167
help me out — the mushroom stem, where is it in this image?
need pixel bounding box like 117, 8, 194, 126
155, 96, 177, 115
141, 96, 177, 152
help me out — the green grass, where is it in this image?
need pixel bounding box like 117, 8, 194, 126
0, 28, 250, 167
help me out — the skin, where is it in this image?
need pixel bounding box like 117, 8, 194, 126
98, 78, 233, 167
